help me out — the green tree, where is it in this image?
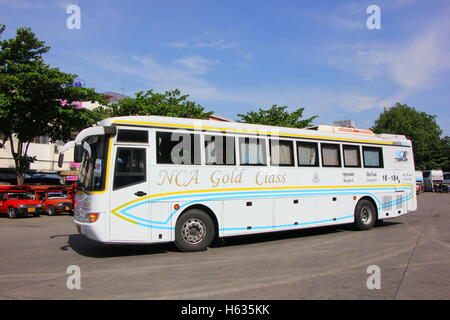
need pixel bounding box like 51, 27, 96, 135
0, 27, 101, 184
94, 89, 212, 120
237, 105, 317, 128
372, 103, 446, 171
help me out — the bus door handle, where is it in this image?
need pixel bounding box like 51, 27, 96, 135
134, 191, 147, 197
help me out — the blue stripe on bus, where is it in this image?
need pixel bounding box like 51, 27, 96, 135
115, 187, 411, 227
125, 214, 356, 231
118, 191, 383, 225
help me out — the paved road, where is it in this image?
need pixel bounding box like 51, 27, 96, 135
0, 193, 449, 300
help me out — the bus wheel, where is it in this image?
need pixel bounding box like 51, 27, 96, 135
47, 206, 56, 216
175, 209, 215, 252
354, 199, 376, 231
8, 207, 17, 219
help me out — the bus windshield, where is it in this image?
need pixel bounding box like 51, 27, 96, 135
78, 135, 109, 192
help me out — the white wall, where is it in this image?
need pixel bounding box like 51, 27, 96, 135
0, 138, 74, 171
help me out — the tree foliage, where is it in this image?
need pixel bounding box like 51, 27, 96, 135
372, 103, 448, 171
93, 89, 212, 120
0, 27, 102, 183
237, 105, 317, 129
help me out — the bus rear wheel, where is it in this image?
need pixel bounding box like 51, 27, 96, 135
354, 199, 376, 231
175, 209, 215, 252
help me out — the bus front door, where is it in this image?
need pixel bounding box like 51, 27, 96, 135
109, 145, 151, 242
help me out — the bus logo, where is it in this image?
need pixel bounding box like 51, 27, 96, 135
394, 150, 408, 161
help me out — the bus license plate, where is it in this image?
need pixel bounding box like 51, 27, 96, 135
28, 207, 35, 213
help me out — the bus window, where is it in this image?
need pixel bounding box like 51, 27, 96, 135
156, 131, 201, 165
269, 139, 294, 166
113, 147, 146, 190
117, 129, 148, 143
204, 135, 235, 165
343, 145, 361, 168
321, 143, 341, 167
363, 146, 383, 168
239, 137, 267, 166
297, 141, 319, 167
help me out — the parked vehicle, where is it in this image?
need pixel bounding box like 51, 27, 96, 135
0, 186, 42, 219
423, 170, 444, 192
415, 171, 423, 195
29, 186, 74, 216
444, 172, 450, 192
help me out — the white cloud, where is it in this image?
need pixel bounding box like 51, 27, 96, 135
167, 39, 239, 50
325, 11, 450, 112
174, 56, 219, 75
82, 53, 220, 101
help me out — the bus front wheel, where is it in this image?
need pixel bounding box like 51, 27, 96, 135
354, 199, 376, 231
175, 209, 215, 252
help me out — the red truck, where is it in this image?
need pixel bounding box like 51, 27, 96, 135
0, 185, 42, 219
29, 186, 74, 216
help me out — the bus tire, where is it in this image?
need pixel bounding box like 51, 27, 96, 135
47, 206, 56, 216
8, 207, 17, 219
175, 209, 215, 252
354, 199, 376, 231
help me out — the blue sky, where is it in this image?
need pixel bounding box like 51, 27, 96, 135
1, 0, 449, 135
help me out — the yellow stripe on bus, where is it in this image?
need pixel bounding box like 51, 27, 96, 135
112, 120, 395, 145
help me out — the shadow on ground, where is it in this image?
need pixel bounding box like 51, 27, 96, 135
62, 220, 401, 257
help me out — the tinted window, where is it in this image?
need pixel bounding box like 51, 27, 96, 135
239, 137, 267, 166
204, 135, 235, 165
343, 145, 361, 167
321, 143, 341, 167
297, 141, 319, 167
363, 146, 383, 168
113, 148, 146, 190
117, 129, 148, 143
270, 139, 294, 166
156, 131, 201, 165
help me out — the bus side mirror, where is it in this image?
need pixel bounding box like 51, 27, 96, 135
58, 153, 64, 168
74, 144, 83, 163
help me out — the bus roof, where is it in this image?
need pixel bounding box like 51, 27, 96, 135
97, 115, 410, 146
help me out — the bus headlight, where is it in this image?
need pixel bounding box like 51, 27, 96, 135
88, 213, 100, 223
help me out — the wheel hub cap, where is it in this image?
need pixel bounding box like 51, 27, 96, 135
182, 219, 206, 244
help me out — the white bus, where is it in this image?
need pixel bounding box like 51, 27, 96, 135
59, 116, 417, 251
